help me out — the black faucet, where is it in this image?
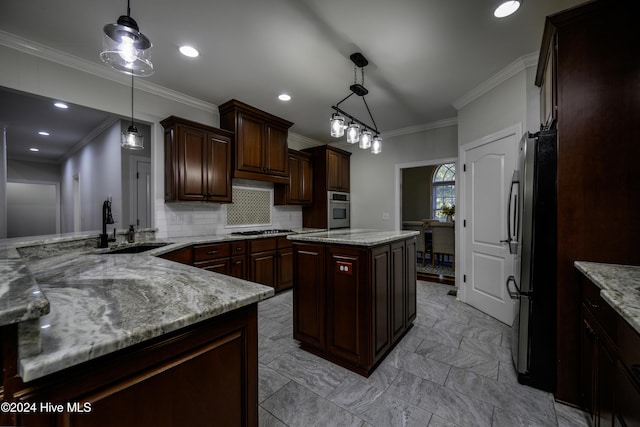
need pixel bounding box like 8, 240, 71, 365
99, 199, 116, 248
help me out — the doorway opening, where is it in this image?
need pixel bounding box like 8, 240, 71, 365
397, 157, 457, 285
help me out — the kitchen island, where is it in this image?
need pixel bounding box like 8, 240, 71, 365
288, 229, 419, 376
0, 233, 276, 427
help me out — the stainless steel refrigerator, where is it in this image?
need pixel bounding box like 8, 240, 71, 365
505, 129, 557, 392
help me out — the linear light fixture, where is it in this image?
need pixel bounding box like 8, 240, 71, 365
330, 52, 382, 154
100, 0, 153, 76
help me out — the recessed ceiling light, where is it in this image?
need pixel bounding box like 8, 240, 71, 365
494, 0, 521, 18
29, 148, 39, 152
54, 102, 68, 109
179, 46, 199, 58
278, 94, 291, 101
38, 131, 49, 136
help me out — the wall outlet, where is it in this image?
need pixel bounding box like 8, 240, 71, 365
382, 212, 390, 220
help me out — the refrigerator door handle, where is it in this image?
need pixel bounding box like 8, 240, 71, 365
504, 170, 520, 254
506, 275, 521, 299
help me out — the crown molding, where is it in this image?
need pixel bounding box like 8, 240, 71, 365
452, 52, 539, 110
381, 117, 458, 139
0, 30, 217, 113
61, 116, 121, 162
288, 132, 324, 149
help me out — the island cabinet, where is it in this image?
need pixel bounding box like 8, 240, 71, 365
292, 235, 417, 376
578, 270, 640, 427
218, 99, 293, 184
274, 149, 313, 206
14, 304, 259, 427
161, 116, 233, 203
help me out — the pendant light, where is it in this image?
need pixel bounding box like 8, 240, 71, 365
122, 73, 144, 150
101, 0, 154, 77
330, 53, 382, 154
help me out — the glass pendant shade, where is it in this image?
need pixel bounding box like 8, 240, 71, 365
122, 125, 144, 150
330, 114, 345, 138
101, 15, 154, 76
371, 135, 382, 154
359, 129, 373, 149
346, 122, 360, 144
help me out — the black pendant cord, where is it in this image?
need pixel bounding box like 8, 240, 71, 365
330, 56, 380, 136
127, 0, 131, 17
130, 72, 135, 128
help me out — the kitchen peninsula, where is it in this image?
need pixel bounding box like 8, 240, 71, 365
289, 229, 419, 376
0, 233, 276, 427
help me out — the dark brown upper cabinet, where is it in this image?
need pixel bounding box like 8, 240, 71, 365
161, 116, 233, 203
275, 149, 313, 206
219, 99, 293, 184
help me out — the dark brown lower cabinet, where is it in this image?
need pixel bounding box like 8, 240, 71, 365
579, 270, 640, 427
293, 236, 417, 376
16, 305, 258, 427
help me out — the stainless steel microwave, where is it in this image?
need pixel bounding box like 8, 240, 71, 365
328, 191, 350, 229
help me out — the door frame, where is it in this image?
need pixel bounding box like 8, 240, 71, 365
128, 155, 152, 229
457, 123, 522, 304
394, 156, 458, 233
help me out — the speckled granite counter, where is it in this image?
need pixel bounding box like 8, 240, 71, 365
575, 261, 640, 334
19, 252, 273, 382
0, 229, 330, 383
287, 228, 419, 246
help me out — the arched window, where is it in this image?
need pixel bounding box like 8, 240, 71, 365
432, 163, 455, 220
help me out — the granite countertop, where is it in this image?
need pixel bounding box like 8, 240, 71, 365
287, 228, 420, 247
575, 261, 640, 334
0, 229, 331, 383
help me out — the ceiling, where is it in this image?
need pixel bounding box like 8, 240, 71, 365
0, 0, 585, 162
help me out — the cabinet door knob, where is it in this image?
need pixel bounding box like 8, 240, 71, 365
208, 250, 218, 255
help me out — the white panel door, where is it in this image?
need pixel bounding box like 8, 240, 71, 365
460, 127, 519, 325
136, 160, 152, 228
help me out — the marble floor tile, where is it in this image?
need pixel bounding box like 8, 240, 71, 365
428, 415, 461, 427
386, 348, 451, 385
259, 406, 287, 427
267, 349, 351, 397
356, 392, 433, 427
416, 339, 499, 379
459, 336, 513, 364
492, 407, 554, 427
432, 319, 503, 345
259, 364, 291, 403
261, 381, 365, 427
554, 401, 590, 427
256, 281, 583, 426
445, 367, 556, 425
388, 370, 494, 427
411, 323, 463, 348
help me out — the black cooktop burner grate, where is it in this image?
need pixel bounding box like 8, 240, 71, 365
230, 229, 293, 236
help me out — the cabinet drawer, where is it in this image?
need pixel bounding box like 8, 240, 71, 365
581, 276, 617, 336
230, 240, 247, 255
250, 237, 276, 253
277, 236, 292, 249
193, 242, 231, 261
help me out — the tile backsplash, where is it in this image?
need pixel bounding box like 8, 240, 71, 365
155, 180, 302, 238
227, 187, 271, 226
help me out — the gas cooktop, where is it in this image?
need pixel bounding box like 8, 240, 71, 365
230, 229, 293, 236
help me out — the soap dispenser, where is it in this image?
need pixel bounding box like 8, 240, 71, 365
126, 225, 136, 243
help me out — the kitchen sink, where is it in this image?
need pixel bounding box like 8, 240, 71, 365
103, 242, 171, 254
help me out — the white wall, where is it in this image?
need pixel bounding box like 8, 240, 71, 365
344, 125, 458, 231
7, 159, 60, 182
457, 71, 527, 147
60, 121, 122, 233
